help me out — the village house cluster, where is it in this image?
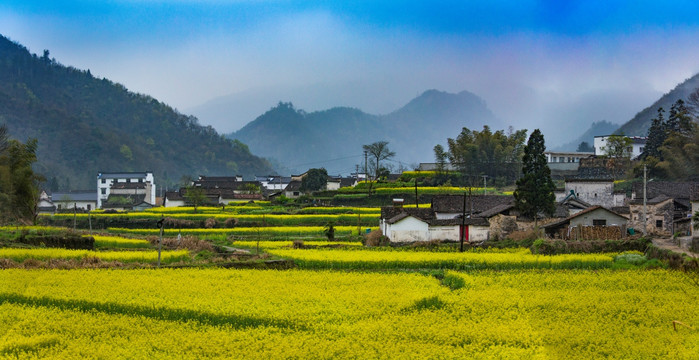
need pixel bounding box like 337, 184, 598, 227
38, 170, 360, 212
36, 134, 699, 245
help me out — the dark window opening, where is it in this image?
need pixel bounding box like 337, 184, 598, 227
592, 219, 606, 226
656, 220, 663, 228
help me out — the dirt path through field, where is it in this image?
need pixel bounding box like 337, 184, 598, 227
651, 237, 698, 258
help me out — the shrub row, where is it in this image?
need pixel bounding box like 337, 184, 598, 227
19, 234, 95, 250
530, 238, 651, 255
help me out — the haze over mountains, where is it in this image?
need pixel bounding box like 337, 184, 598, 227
0, 35, 273, 190
229, 90, 502, 175
2, 32, 699, 189
615, 73, 699, 136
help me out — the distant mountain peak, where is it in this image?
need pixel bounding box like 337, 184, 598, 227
230, 89, 500, 174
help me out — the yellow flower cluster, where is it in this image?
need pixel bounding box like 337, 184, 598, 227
42, 212, 380, 224
0, 248, 189, 263
91, 235, 151, 249
109, 226, 378, 237
0, 269, 696, 359
231, 240, 363, 250
267, 248, 616, 270
295, 207, 381, 214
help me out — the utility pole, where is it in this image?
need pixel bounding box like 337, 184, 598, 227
157, 216, 164, 268
642, 164, 647, 236
482, 175, 487, 195
414, 177, 419, 209
364, 150, 368, 182
460, 191, 466, 252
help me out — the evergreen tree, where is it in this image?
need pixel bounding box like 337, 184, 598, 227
514, 129, 555, 225
642, 107, 666, 160
576, 141, 594, 153
300, 168, 328, 192
666, 99, 694, 136
433, 144, 447, 174
0, 124, 42, 224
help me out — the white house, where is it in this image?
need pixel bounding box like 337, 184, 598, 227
97, 172, 155, 209
51, 191, 98, 211
256, 175, 291, 191
380, 207, 490, 243
564, 178, 626, 208
37, 191, 56, 214
594, 135, 647, 159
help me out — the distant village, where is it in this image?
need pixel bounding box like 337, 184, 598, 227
39, 134, 699, 248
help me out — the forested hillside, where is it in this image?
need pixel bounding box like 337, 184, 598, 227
615, 73, 699, 136
230, 90, 501, 174
0, 35, 272, 190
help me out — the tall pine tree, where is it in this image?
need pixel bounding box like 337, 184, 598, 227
514, 129, 555, 225
642, 107, 666, 160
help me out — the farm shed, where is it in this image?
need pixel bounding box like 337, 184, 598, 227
543, 206, 628, 240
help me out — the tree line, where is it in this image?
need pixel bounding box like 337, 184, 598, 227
639, 94, 699, 180
0, 124, 41, 224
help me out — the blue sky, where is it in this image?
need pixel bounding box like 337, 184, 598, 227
2, 1, 699, 144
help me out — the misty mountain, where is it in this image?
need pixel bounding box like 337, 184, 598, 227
0, 34, 273, 190
229, 90, 501, 174
552, 120, 620, 151
615, 73, 699, 136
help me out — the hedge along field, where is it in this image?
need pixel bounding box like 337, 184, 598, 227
0, 248, 189, 264
109, 226, 378, 238
0, 226, 68, 234
266, 248, 616, 270
0, 269, 696, 359
42, 213, 380, 227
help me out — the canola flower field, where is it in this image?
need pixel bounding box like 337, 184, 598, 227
109, 225, 377, 237
92, 235, 151, 249
0, 268, 697, 359
0, 248, 189, 264
267, 247, 617, 270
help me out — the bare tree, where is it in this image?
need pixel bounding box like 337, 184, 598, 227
362, 141, 396, 180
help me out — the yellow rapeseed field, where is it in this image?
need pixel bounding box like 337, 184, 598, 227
267, 247, 616, 270
0, 269, 696, 359
92, 235, 151, 248
231, 240, 363, 249
109, 226, 377, 237
0, 248, 189, 263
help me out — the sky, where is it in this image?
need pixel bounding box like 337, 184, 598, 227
2, 1, 699, 146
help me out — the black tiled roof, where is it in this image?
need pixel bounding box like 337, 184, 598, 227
111, 182, 146, 189
51, 191, 96, 202
103, 194, 146, 206
632, 181, 698, 201
691, 185, 699, 202
431, 195, 514, 215
285, 181, 302, 191
381, 207, 434, 223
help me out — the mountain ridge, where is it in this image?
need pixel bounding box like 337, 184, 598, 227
0, 34, 273, 190
615, 73, 699, 136
229, 89, 502, 174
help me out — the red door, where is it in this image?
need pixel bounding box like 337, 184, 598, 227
460, 225, 469, 243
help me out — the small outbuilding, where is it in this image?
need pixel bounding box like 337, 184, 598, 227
543, 206, 629, 240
